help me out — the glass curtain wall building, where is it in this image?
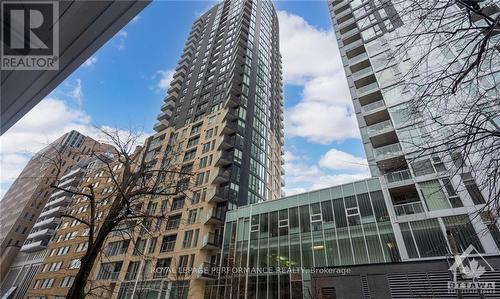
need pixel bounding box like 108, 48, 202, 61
327, 0, 500, 262
210, 178, 401, 298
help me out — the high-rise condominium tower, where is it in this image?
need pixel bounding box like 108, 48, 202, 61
206, 2, 499, 298
31, 1, 283, 298
327, 0, 499, 262
154, 0, 284, 207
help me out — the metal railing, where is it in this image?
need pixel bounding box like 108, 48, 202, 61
356, 82, 379, 96
373, 143, 403, 160
367, 119, 393, 135
393, 201, 425, 216
352, 66, 374, 80
385, 169, 412, 183
349, 52, 369, 65
361, 99, 385, 114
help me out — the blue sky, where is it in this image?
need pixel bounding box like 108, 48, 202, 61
1, 1, 370, 197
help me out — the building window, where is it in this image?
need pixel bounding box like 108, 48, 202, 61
182, 230, 194, 248
419, 180, 451, 211
161, 235, 177, 252
60, 276, 74, 288
154, 258, 171, 278
443, 215, 484, 253
462, 173, 486, 204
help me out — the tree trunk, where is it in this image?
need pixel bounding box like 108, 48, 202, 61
66, 215, 117, 298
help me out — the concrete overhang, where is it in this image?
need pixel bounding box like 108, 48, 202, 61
0, 0, 151, 135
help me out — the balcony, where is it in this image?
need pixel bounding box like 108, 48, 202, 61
343, 39, 363, 52
217, 134, 236, 150
336, 7, 352, 18
45, 195, 71, 208
349, 52, 369, 65
154, 122, 168, 132
220, 121, 238, 135
373, 143, 403, 161
215, 151, 234, 167
194, 262, 218, 280
223, 108, 238, 122
27, 228, 55, 240
168, 82, 182, 93
332, 1, 347, 11
352, 66, 373, 81
361, 99, 386, 116
211, 168, 231, 185
49, 187, 75, 199
160, 241, 176, 253
366, 119, 394, 138
338, 17, 355, 30
39, 206, 65, 218
385, 169, 413, 188
33, 217, 60, 229
20, 240, 48, 252
157, 110, 172, 121
357, 82, 379, 98
201, 232, 223, 250
58, 177, 77, 188
393, 201, 425, 216
96, 271, 120, 281
208, 185, 236, 203
60, 168, 81, 181
204, 207, 225, 225
341, 27, 358, 39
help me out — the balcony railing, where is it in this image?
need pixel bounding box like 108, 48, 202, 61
211, 168, 231, 184
373, 143, 403, 161
341, 27, 358, 39
336, 7, 352, 18
366, 119, 393, 136
393, 201, 425, 216
96, 271, 120, 281
343, 39, 363, 51
160, 241, 175, 252
361, 99, 385, 114
349, 52, 369, 65
215, 151, 234, 167
385, 169, 412, 184
352, 66, 373, 81
356, 82, 379, 96
201, 232, 223, 250
209, 185, 237, 203
205, 207, 226, 224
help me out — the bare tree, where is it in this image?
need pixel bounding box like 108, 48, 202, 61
374, 0, 499, 218
39, 128, 196, 299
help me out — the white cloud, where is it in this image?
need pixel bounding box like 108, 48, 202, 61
116, 30, 128, 50
278, 11, 358, 144
278, 11, 343, 84
286, 102, 359, 144
70, 79, 83, 103
82, 56, 98, 67
310, 173, 371, 190
319, 149, 369, 171
283, 187, 307, 196
1, 88, 150, 194
153, 69, 175, 94
283, 148, 371, 194
130, 15, 140, 24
